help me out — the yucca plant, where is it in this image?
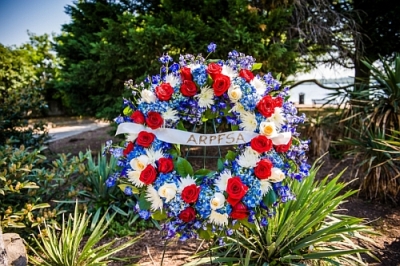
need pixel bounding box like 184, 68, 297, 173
186, 165, 377, 265
28, 201, 141, 265
337, 125, 400, 202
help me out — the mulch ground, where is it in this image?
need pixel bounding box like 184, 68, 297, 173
45, 126, 400, 266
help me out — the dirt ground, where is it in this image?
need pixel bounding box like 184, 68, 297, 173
45, 126, 400, 266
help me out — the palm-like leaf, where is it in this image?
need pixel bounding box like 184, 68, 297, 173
28, 202, 141, 265
186, 165, 377, 266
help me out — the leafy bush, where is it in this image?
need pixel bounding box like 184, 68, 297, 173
0, 145, 95, 239
28, 201, 141, 265
187, 166, 377, 265
0, 44, 49, 148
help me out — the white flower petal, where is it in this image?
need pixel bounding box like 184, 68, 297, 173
259, 121, 278, 138
162, 107, 179, 122
209, 210, 228, 226
165, 74, 180, 87
260, 180, 272, 196
146, 185, 163, 211
250, 76, 267, 95
158, 183, 177, 203
239, 111, 257, 132
178, 175, 197, 193
145, 148, 165, 166
130, 155, 150, 171
210, 192, 226, 210
127, 170, 145, 188
141, 89, 156, 103
222, 65, 237, 79
215, 170, 232, 192
237, 147, 260, 168
195, 86, 214, 108
268, 168, 286, 183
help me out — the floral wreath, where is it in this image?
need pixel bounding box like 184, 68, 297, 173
105, 43, 310, 241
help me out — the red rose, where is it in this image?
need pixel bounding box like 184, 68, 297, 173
130, 110, 145, 124
155, 83, 174, 101
157, 157, 174, 173
251, 135, 273, 153
146, 111, 164, 129
239, 69, 255, 82
257, 95, 275, 118
181, 184, 200, 204
180, 80, 198, 97
274, 138, 292, 153
139, 165, 157, 185
274, 96, 283, 108
207, 63, 222, 79
230, 202, 249, 220
136, 131, 155, 148
181, 67, 193, 81
123, 141, 134, 156
226, 176, 248, 206
179, 207, 196, 222
254, 159, 273, 180
212, 74, 231, 96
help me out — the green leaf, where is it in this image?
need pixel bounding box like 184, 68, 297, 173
174, 157, 194, 177
118, 184, 139, 194
225, 150, 237, 161
194, 168, 212, 176
217, 158, 224, 171
252, 63, 263, 70
231, 124, 239, 131
198, 229, 213, 240
123, 106, 132, 116
138, 193, 151, 210
176, 120, 187, 131
31, 203, 50, 211
263, 189, 277, 207
152, 209, 167, 221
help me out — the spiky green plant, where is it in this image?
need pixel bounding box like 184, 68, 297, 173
28, 201, 141, 265
186, 166, 377, 266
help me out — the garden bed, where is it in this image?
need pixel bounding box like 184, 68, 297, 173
45, 126, 400, 266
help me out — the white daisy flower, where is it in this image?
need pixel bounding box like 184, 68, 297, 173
215, 170, 232, 192
237, 147, 260, 168
140, 89, 156, 103
239, 110, 257, 132
227, 85, 242, 102
178, 175, 197, 193
146, 185, 163, 211
209, 210, 228, 226
195, 86, 214, 108
145, 148, 165, 166
268, 168, 286, 183
259, 121, 278, 138
162, 107, 179, 122
260, 179, 272, 196
250, 76, 267, 95
268, 107, 285, 129
210, 192, 225, 210
222, 65, 237, 79
230, 102, 245, 114
130, 155, 150, 171
165, 74, 180, 88
127, 170, 145, 188
158, 183, 177, 203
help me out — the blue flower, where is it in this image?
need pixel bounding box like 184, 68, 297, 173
207, 42, 217, 53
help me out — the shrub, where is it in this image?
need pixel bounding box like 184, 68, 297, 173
187, 166, 377, 265
28, 201, 141, 265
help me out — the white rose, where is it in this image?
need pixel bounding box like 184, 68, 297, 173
130, 155, 149, 171
141, 89, 156, 103
259, 121, 277, 137
227, 85, 242, 102
268, 168, 285, 183
210, 192, 226, 210
158, 183, 177, 202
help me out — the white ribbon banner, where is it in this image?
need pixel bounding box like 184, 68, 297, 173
116, 122, 291, 146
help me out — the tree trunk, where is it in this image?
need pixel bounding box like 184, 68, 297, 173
0, 226, 8, 266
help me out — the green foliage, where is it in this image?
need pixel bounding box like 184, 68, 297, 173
330, 54, 400, 202
187, 166, 377, 265
55, 0, 300, 120
28, 201, 141, 266
0, 44, 48, 147
0, 145, 100, 240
